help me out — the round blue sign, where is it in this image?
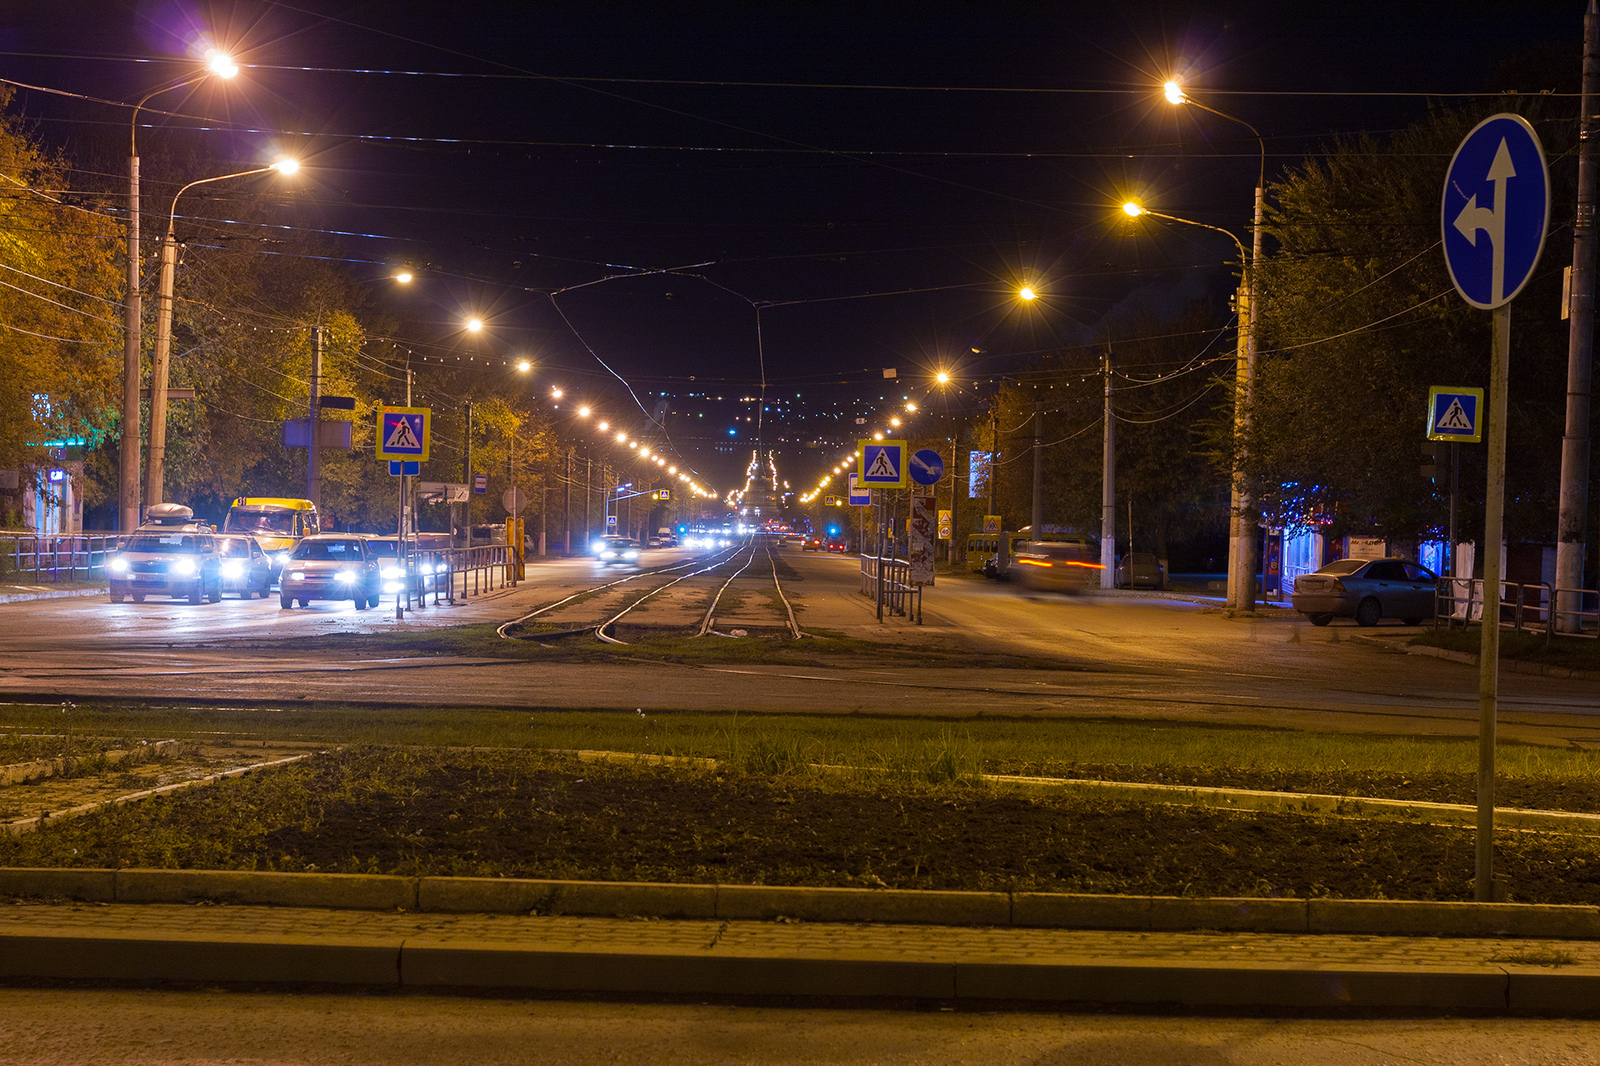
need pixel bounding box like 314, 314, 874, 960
909, 448, 944, 486
1441, 113, 1549, 310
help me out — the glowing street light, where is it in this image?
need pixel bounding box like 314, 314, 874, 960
465, 317, 484, 333
598, 421, 609, 432
206, 49, 240, 79
1018, 285, 1037, 301
936, 371, 950, 385
578, 406, 591, 417
1122, 201, 1144, 217
551, 388, 563, 400
1163, 79, 1186, 105
394, 271, 414, 284
516, 360, 532, 373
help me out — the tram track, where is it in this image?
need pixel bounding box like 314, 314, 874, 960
496, 538, 805, 645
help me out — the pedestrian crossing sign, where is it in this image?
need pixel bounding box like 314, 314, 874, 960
1426, 387, 1483, 443
858, 438, 907, 487
377, 406, 431, 460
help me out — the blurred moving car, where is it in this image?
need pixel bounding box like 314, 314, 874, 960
1014, 540, 1102, 593
592, 536, 641, 566
1114, 552, 1166, 590
107, 503, 222, 605
280, 535, 383, 609
802, 535, 823, 551
1290, 557, 1439, 627
215, 533, 273, 599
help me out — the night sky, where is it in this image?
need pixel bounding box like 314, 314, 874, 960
0, 0, 1585, 493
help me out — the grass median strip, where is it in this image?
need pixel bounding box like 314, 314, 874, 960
7, 745, 1600, 904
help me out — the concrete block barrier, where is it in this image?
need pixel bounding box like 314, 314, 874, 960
1309, 898, 1600, 939
1011, 892, 1152, 929
418, 877, 717, 919
0, 867, 115, 902
400, 943, 958, 1000
957, 961, 1509, 1010
0, 931, 401, 986
1147, 896, 1310, 933
715, 884, 1010, 926
115, 869, 417, 911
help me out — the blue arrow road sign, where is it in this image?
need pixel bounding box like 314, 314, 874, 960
1441, 113, 1549, 310
909, 448, 944, 486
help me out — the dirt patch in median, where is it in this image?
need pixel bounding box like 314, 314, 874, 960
5, 747, 1600, 904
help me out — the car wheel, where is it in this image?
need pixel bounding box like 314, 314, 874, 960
188, 582, 203, 606
355, 593, 369, 611
207, 580, 222, 604
1355, 598, 1382, 628
280, 594, 293, 609
110, 588, 124, 603
1308, 613, 1333, 627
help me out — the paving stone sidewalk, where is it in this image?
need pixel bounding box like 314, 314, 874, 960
5, 901, 1600, 1011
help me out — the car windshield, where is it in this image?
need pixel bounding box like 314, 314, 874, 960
292, 539, 363, 560
1316, 559, 1369, 576
365, 541, 399, 559
124, 534, 195, 553
217, 539, 253, 557
227, 512, 295, 534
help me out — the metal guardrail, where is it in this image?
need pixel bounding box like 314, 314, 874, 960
394, 545, 514, 610
0, 534, 121, 582
1434, 578, 1561, 645
859, 552, 921, 623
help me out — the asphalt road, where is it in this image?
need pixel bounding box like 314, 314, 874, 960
3, 989, 1599, 1065
2, 542, 1598, 744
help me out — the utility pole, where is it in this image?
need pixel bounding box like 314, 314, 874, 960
145, 231, 178, 508
951, 425, 965, 563
1558, 0, 1600, 631
1232, 189, 1263, 613
307, 325, 322, 508
585, 454, 592, 545
463, 401, 473, 536
1030, 399, 1044, 535
1101, 347, 1116, 589
564, 446, 573, 553
120, 144, 142, 532
987, 409, 998, 520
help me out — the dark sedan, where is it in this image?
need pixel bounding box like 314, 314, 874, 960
1291, 557, 1438, 627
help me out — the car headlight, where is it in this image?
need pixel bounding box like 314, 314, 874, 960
172, 558, 196, 576
602, 550, 616, 559
384, 580, 402, 593
221, 561, 244, 579
289, 571, 306, 582
335, 569, 358, 583
274, 552, 292, 566
381, 564, 403, 579
108, 557, 128, 573
623, 550, 638, 560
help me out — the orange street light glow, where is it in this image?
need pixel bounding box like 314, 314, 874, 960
1164, 80, 1186, 105
206, 50, 239, 78
578, 406, 591, 417
1122, 202, 1143, 217
1019, 286, 1037, 301
936, 371, 950, 384
394, 271, 414, 284
465, 317, 483, 332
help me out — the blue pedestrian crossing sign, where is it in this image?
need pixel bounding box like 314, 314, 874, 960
377, 406, 430, 461
1441, 113, 1549, 311
909, 448, 944, 486
1427, 386, 1484, 443
858, 438, 906, 488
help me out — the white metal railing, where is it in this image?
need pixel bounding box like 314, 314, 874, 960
0, 534, 122, 582
859, 551, 921, 622
1434, 578, 1560, 644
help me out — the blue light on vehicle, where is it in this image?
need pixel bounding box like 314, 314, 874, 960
727, 428, 737, 436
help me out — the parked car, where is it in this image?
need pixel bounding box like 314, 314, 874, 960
279, 535, 383, 609
1291, 557, 1439, 627
826, 539, 850, 553
1115, 551, 1166, 590
107, 503, 222, 605
215, 533, 274, 599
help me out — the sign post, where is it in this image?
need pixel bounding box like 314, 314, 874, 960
1441, 112, 1549, 903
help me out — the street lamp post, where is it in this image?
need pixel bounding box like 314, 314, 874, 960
1164, 80, 1267, 612
120, 50, 238, 532
146, 159, 298, 507
1122, 200, 1254, 605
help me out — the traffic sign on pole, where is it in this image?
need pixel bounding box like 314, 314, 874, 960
858, 438, 907, 488
909, 448, 944, 486
1427, 386, 1485, 443
377, 406, 431, 461
387, 460, 420, 476
1441, 113, 1550, 310
847, 473, 871, 506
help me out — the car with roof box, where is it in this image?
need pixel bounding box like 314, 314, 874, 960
107, 503, 222, 605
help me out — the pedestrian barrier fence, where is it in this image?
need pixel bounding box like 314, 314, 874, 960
393, 544, 515, 610
1430, 577, 1594, 644
0, 535, 121, 582
859, 551, 921, 623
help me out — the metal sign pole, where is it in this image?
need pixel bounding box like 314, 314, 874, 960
1476, 305, 1511, 901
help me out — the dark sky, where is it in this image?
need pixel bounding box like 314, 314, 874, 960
0, 0, 1585, 492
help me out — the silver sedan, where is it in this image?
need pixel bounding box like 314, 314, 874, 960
1291, 557, 1439, 627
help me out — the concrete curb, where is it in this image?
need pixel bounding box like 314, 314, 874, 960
1349, 632, 1599, 681
6, 867, 1600, 939
0, 586, 107, 605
